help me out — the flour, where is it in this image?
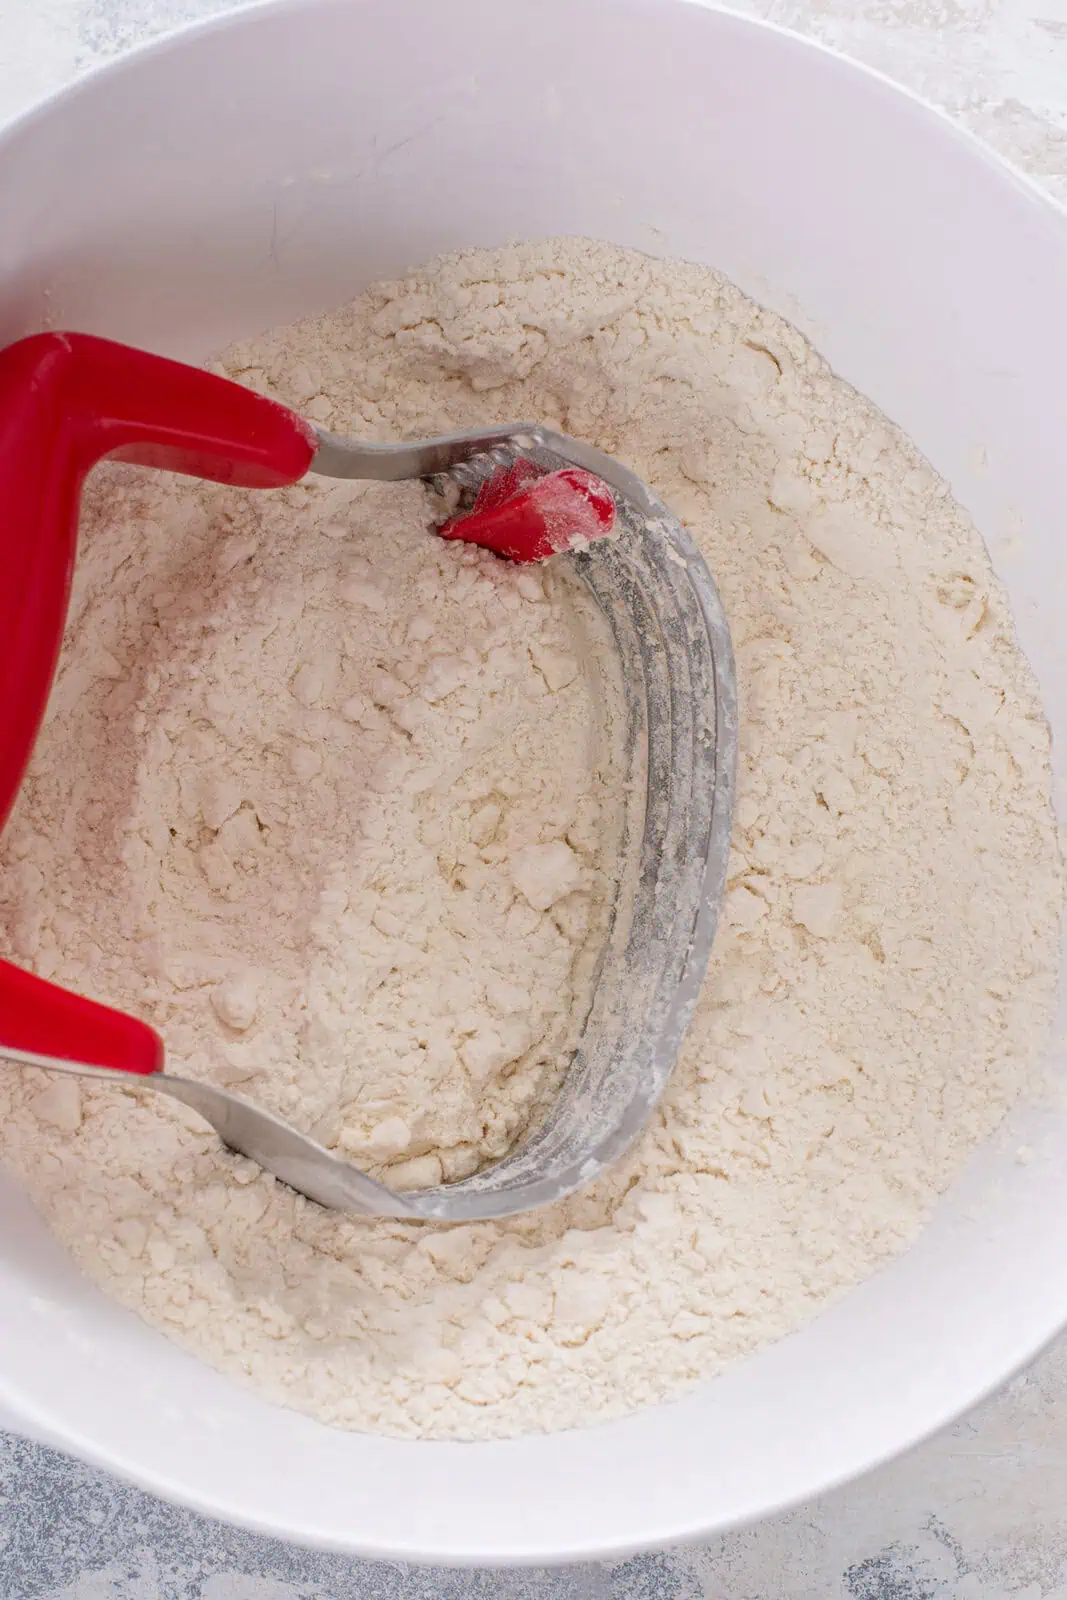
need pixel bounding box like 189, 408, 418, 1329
4, 466, 617, 1184
0, 237, 1061, 1441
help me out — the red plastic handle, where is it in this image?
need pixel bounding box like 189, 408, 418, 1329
0, 331, 316, 1075
0, 332, 316, 836
0, 963, 162, 1075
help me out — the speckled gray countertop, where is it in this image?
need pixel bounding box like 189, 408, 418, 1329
3, 1, 1067, 1595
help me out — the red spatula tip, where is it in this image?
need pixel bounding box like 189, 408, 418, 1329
439, 462, 615, 563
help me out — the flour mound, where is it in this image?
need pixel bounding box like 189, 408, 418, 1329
0, 237, 1061, 1442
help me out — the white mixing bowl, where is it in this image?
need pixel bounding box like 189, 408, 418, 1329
2, 0, 1067, 1564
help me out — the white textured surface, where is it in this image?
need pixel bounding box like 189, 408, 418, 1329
2, 0, 1067, 1594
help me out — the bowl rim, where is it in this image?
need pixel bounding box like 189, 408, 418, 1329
2, 0, 1067, 1565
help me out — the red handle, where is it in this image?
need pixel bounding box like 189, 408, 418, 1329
0, 331, 317, 836
0, 331, 316, 1075
0, 961, 163, 1074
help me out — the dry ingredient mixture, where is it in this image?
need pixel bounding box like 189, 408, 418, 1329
0, 239, 1061, 1440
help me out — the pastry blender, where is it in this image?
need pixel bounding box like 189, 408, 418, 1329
0, 332, 735, 1221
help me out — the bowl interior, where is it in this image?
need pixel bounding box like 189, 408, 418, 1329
2, 0, 1067, 1562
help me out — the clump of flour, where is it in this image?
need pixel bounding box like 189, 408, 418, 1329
0, 237, 1061, 1440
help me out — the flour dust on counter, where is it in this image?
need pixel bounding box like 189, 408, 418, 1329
0, 237, 1060, 1441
